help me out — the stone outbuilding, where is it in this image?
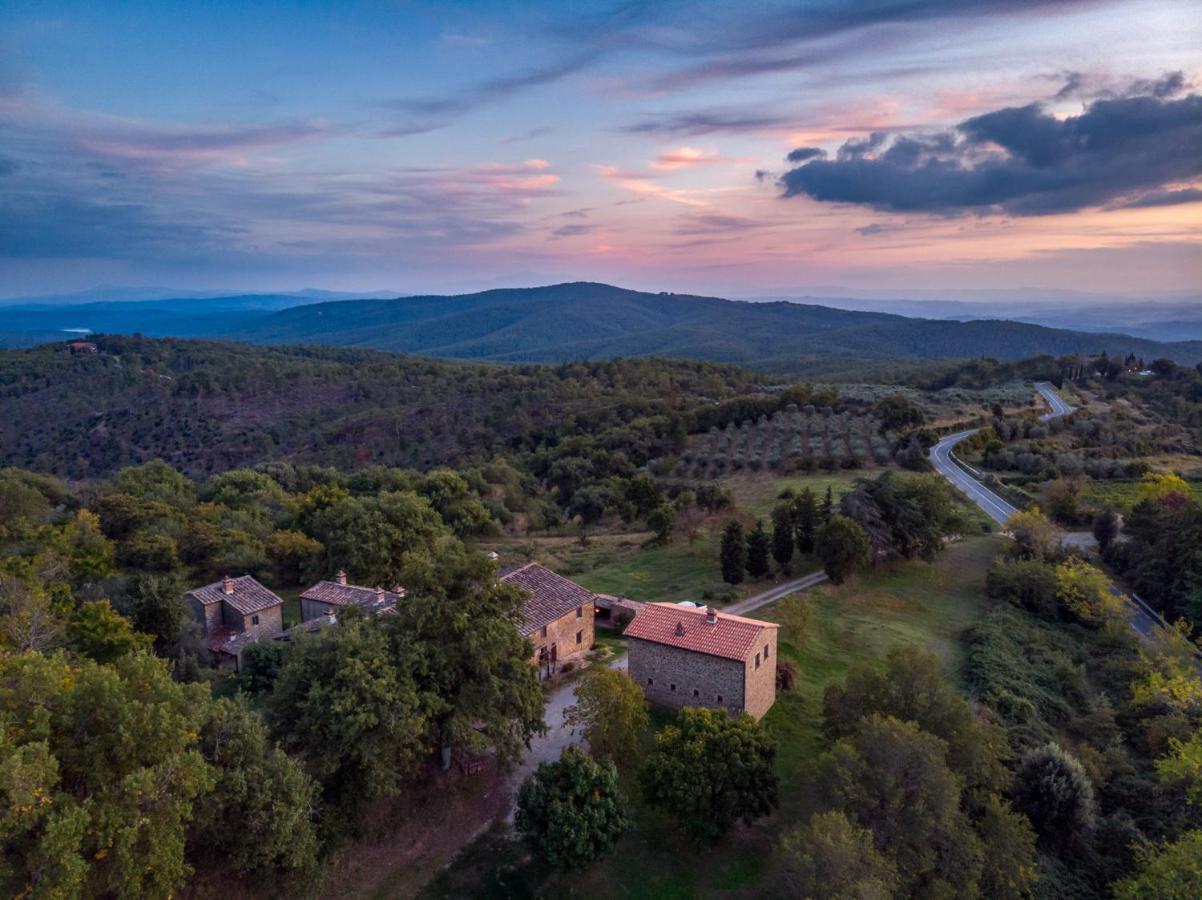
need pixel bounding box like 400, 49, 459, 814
499, 562, 596, 674
625, 603, 779, 720
185, 575, 285, 670
299, 569, 404, 622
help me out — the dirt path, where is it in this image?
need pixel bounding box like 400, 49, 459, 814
724, 569, 828, 615
502, 653, 628, 820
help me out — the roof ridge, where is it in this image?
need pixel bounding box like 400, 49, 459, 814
501, 561, 538, 578
647, 601, 778, 628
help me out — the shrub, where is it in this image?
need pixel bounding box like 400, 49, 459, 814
516, 747, 629, 870
1013, 742, 1097, 850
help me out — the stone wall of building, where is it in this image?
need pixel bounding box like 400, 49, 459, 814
219, 602, 283, 638
528, 602, 594, 666
187, 597, 222, 632
300, 597, 332, 623
742, 628, 778, 720
628, 638, 746, 715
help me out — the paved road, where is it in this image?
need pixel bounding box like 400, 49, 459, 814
1035, 380, 1075, 420
930, 429, 1019, 525
928, 382, 1166, 640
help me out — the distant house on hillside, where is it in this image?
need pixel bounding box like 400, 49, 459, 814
186, 575, 285, 670
67, 340, 97, 353
625, 603, 779, 720
299, 569, 404, 622
499, 562, 596, 675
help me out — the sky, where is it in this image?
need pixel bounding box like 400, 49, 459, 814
1, 0, 1200, 299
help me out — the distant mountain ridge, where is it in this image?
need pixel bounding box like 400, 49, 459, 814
2, 281, 1199, 365
230, 282, 1202, 366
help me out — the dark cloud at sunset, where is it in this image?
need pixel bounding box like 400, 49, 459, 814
0, 1, 1198, 297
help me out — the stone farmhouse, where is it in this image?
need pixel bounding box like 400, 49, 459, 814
625, 603, 779, 720
300, 569, 404, 622
499, 562, 596, 674
186, 561, 600, 677
186, 575, 285, 670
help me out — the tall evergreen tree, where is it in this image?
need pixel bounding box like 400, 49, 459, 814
821, 486, 835, 523
747, 519, 772, 578
771, 502, 795, 572
793, 488, 819, 554
720, 521, 746, 585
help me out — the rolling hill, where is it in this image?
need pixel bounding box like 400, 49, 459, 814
3, 282, 1199, 366
230, 283, 1202, 367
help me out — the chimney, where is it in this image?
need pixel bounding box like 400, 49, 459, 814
222, 575, 234, 595
324, 609, 337, 624
674, 621, 686, 637
335, 568, 347, 585
706, 606, 717, 625
375, 586, 384, 602
392, 584, 405, 596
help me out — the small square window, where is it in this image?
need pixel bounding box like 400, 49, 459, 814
717, 695, 724, 704
647, 678, 654, 686
670, 683, 676, 692
252, 615, 260, 626
576, 606, 583, 618
692, 689, 699, 698
575, 630, 582, 644
755, 652, 761, 669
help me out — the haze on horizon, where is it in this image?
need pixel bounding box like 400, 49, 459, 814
1, 0, 1199, 300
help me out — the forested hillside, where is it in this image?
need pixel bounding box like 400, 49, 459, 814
232, 282, 1202, 366
0, 336, 759, 479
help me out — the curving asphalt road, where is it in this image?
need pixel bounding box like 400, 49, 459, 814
930, 429, 1019, 526
930, 382, 1163, 640
1035, 380, 1075, 420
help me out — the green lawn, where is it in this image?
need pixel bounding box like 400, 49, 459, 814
425, 533, 1001, 899
760, 533, 1000, 814
719, 469, 871, 519
272, 585, 305, 628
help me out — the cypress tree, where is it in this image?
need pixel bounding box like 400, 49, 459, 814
771, 502, 795, 572
720, 521, 746, 585
793, 488, 819, 554
747, 519, 772, 578
820, 486, 835, 523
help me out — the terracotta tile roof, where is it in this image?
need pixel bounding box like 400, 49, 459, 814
300, 580, 404, 613
187, 575, 283, 616
205, 627, 271, 657
624, 602, 778, 662
499, 562, 596, 635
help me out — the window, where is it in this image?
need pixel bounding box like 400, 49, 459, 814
764, 643, 770, 659
670, 683, 676, 692
540, 625, 547, 639
251, 615, 260, 626
755, 652, 761, 669
692, 689, 699, 698
717, 694, 724, 704
575, 630, 582, 644
647, 678, 654, 686
576, 605, 583, 619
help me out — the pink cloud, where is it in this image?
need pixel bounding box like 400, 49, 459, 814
650, 146, 742, 171
594, 164, 708, 206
